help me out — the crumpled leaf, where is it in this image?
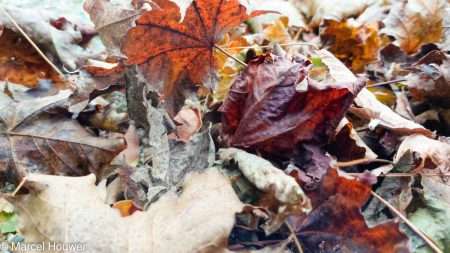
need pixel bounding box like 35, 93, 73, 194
0, 29, 63, 87
170, 107, 202, 142
0, 90, 125, 186
218, 148, 311, 209
406, 176, 450, 252
394, 134, 450, 172
229, 169, 410, 252
84, 0, 144, 57
244, 0, 306, 28
352, 88, 433, 136
122, 0, 268, 95
0, 0, 105, 69
381, 0, 447, 54
12, 169, 243, 253
406, 53, 450, 107
328, 118, 377, 162
321, 19, 382, 72
220, 51, 364, 155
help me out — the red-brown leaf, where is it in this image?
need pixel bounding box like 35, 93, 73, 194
122, 0, 266, 95
220, 53, 364, 155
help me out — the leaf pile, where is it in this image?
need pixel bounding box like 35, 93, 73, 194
1, 0, 450, 252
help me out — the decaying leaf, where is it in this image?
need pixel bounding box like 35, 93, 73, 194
0, 29, 63, 87
229, 169, 410, 252
321, 20, 382, 72
220, 51, 364, 155
352, 88, 433, 136
219, 148, 310, 209
0, 90, 125, 186
122, 0, 267, 95
394, 134, 450, 172
406, 176, 450, 252
170, 107, 202, 142
12, 169, 243, 253
83, 0, 144, 56
381, 0, 447, 54
0, 0, 105, 69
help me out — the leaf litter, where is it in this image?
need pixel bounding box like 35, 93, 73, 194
0, 0, 450, 252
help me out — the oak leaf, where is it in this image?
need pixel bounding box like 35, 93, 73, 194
122, 0, 267, 95
0, 90, 125, 186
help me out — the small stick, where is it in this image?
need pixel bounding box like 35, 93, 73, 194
367, 78, 407, 88
347, 172, 450, 178
371, 191, 443, 253
336, 158, 393, 168
1, 7, 65, 78
12, 177, 27, 196
224, 42, 319, 50
214, 44, 248, 67
285, 222, 304, 253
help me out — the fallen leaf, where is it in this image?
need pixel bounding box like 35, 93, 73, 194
321, 20, 382, 72
0, 0, 105, 70
0, 29, 63, 87
122, 0, 267, 95
170, 107, 202, 142
229, 169, 409, 252
352, 88, 433, 136
394, 134, 450, 172
295, 0, 375, 28
112, 200, 141, 217
406, 176, 450, 252
13, 169, 243, 253
84, 0, 143, 57
327, 118, 377, 162
381, 0, 447, 54
220, 51, 364, 155
0, 90, 125, 186
219, 148, 311, 209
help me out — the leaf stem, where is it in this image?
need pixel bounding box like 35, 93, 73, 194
367, 78, 407, 88
224, 42, 319, 50
1, 7, 65, 78
336, 158, 393, 168
285, 222, 304, 253
370, 191, 443, 253
214, 44, 247, 67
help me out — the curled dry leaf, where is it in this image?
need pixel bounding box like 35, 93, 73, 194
13, 169, 243, 253
170, 107, 202, 142
352, 88, 433, 136
229, 169, 409, 252
394, 134, 450, 172
381, 0, 447, 54
122, 0, 268, 95
0, 90, 125, 186
220, 51, 364, 155
219, 148, 310, 209
84, 0, 142, 56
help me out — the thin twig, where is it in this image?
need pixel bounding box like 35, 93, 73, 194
336, 158, 393, 168
371, 191, 443, 253
347, 172, 450, 178
367, 78, 407, 88
1, 7, 65, 78
214, 44, 248, 67
12, 177, 27, 196
224, 42, 319, 50
285, 222, 303, 253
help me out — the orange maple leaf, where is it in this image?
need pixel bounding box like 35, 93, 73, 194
122, 0, 266, 96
